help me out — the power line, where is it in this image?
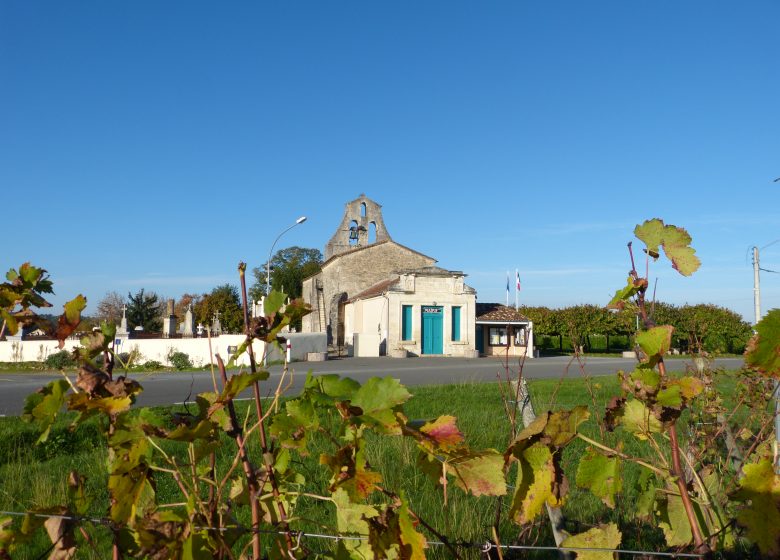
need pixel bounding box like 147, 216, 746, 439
0, 509, 705, 558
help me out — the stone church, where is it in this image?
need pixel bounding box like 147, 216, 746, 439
301, 194, 477, 356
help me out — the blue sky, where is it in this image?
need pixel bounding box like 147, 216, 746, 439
2, 1, 778, 321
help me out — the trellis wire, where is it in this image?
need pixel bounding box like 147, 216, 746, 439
0, 509, 704, 558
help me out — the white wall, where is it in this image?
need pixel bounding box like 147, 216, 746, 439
0, 332, 328, 366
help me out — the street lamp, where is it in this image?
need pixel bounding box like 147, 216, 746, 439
266, 216, 307, 295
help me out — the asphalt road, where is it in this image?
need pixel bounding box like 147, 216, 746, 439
0, 356, 744, 416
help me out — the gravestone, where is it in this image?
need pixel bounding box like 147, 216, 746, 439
182, 304, 195, 338
162, 299, 176, 338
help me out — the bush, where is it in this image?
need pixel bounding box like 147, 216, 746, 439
44, 350, 76, 370
142, 360, 163, 371
168, 352, 192, 370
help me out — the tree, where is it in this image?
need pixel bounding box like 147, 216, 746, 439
249, 246, 323, 302
194, 284, 243, 334
126, 289, 163, 332
95, 291, 126, 325
174, 293, 200, 320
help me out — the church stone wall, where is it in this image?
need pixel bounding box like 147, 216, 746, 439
302, 242, 435, 342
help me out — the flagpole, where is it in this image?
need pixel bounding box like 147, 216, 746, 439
515, 268, 518, 310
505, 271, 509, 307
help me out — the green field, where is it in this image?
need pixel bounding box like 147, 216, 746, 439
0, 371, 762, 559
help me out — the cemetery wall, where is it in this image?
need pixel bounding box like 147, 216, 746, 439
0, 332, 327, 367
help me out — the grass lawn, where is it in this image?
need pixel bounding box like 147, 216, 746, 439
0, 370, 761, 559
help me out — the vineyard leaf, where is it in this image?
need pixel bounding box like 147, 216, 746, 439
608, 277, 640, 310
218, 371, 268, 402
656, 384, 682, 408
661, 225, 700, 276
270, 397, 319, 453
321, 439, 382, 501
451, 451, 506, 497
635, 468, 657, 521
182, 530, 212, 560
333, 488, 378, 559
657, 492, 693, 547
167, 419, 216, 442
634, 219, 665, 258
664, 243, 700, 276
619, 399, 661, 439
398, 494, 427, 560
55, 295, 87, 348
509, 443, 561, 524
304, 373, 360, 404
419, 415, 464, 451
634, 219, 700, 275
109, 466, 156, 523
0, 309, 18, 336
561, 523, 621, 560
351, 376, 411, 434
734, 458, 780, 557
543, 406, 590, 447
68, 393, 134, 416
22, 379, 70, 443
264, 291, 286, 317
576, 448, 622, 508
670, 376, 704, 400
629, 367, 660, 393
636, 326, 674, 360
745, 309, 780, 379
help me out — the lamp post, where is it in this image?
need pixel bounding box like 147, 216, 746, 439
266, 216, 307, 295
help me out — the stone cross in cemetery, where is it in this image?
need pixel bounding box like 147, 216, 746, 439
212, 310, 222, 336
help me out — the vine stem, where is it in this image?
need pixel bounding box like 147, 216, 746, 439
576, 433, 668, 478
238, 263, 294, 555
216, 354, 262, 559
658, 359, 709, 554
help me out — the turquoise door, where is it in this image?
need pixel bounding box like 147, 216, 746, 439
421, 306, 443, 354
476, 325, 484, 354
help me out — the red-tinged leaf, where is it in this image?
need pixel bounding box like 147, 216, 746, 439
55, 295, 86, 348
607, 277, 640, 310
420, 415, 464, 451
450, 451, 507, 497
745, 309, 780, 379
321, 439, 382, 501
634, 219, 700, 276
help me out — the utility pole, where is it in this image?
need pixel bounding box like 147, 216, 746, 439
754, 245, 780, 474
753, 246, 761, 324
